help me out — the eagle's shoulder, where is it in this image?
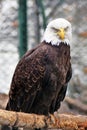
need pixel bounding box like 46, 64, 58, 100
9, 42, 51, 96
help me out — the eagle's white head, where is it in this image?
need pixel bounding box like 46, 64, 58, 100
43, 18, 72, 46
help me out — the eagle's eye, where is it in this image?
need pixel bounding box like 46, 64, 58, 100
52, 27, 58, 32
64, 26, 69, 31
57, 29, 61, 32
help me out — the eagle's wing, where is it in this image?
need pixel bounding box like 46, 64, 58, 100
6, 46, 48, 112
54, 63, 72, 111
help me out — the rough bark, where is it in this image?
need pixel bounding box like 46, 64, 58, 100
0, 109, 87, 130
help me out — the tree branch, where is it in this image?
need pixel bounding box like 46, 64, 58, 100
47, 0, 64, 19
65, 97, 87, 113
0, 109, 87, 129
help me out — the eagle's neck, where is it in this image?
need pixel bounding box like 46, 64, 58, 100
43, 41, 70, 47
43, 39, 70, 46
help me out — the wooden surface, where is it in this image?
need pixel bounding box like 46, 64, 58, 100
0, 109, 87, 130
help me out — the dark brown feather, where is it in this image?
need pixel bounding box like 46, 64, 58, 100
6, 41, 72, 115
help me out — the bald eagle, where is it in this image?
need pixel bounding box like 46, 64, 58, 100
2, 18, 72, 130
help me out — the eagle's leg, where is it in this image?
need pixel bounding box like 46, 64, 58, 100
35, 128, 48, 130
12, 127, 19, 130
35, 128, 47, 130
1, 125, 11, 130
1, 125, 19, 130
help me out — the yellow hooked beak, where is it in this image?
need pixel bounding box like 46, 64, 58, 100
57, 28, 65, 40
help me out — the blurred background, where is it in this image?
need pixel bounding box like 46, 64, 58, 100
0, 0, 87, 115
